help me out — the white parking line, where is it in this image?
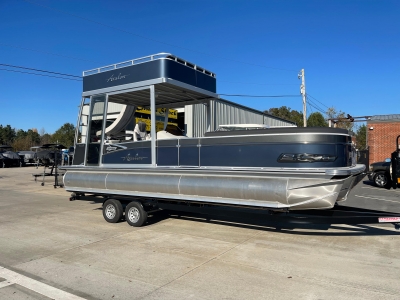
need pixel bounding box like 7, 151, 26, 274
354, 195, 400, 203
361, 186, 400, 193
0, 280, 14, 289
0, 266, 85, 300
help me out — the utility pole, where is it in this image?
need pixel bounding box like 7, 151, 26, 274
298, 69, 307, 127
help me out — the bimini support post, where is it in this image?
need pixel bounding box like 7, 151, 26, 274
150, 85, 156, 167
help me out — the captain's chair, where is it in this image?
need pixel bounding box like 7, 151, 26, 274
133, 122, 148, 141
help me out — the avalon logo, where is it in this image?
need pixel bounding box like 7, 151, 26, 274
121, 153, 147, 162
107, 73, 129, 82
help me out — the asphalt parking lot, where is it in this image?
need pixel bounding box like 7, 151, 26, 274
0, 166, 399, 300
342, 177, 400, 214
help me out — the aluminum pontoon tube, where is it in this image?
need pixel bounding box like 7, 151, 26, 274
63, 165, 365, 210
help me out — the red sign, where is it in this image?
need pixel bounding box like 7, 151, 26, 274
378, 217, 400, 223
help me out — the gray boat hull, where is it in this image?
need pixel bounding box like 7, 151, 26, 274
63, 165, 364, 210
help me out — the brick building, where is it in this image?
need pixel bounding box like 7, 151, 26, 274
367, 114, 400, 164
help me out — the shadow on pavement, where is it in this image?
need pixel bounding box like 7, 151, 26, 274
81, 196, 400, 236
146, 208, 400, 237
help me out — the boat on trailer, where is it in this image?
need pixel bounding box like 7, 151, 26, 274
62, 53, 365, 226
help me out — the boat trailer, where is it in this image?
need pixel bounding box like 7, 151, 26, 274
69, 193, 400, 229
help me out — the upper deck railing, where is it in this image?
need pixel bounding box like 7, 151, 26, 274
83, 53, 216, 78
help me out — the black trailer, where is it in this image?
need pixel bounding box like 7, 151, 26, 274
69, 193, 400, 229
32, 144, 65, 188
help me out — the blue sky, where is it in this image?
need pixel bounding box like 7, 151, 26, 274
0, 0, 399, 133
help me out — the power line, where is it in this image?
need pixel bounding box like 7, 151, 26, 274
306, 95, 326, 113
307, 98, 327, 116
307, 102, 325, 115
308, 100, 314, 116
219, 80, 298, 86
22, 0, 297, 72
0, 62, 300, 97
307, 97, 326, 114
219, 94, 300, 98
307, 100, 325, 114
0, 67, 299, 95
0, 63, 82, 78
0, 43, 100, 63
0, 68, 82, 81
306, 93, 330, 109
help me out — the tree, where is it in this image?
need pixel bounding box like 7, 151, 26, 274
307, 112, 328, 127
39, 128, 51, 145
26, 129, 40, 146
266, 106, 303, 127
290, 110, 304, 127
40, 133, 52, 145
0, 125, 16, 145
11, 136, 29, 151
15, 129, 27, 140
10, 128, 41, 151
51, 123, 75, 147
355, 124, 367, 150
267, 106, 292, 121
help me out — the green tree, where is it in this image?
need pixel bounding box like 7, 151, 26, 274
0, 125, 16, 145
307, 112, 328, 127
355, 124, 367, 150
15, 129, 27, 140
267, 106, 292, 120
51, 123, 75, 147
11, 137, 29, 151
39, 128, 51, 145
40, 133, 52, 145
27, 129, 40, 146
290, 110, 304, 127
266, 106, 303, 127
11, 128, 41, 151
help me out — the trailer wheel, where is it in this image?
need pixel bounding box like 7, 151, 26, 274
374, 171, 389, 188
103, 199, 123, 223
125, 201, 147, 227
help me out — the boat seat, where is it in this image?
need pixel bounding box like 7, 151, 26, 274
157, 130, 188, 140
130, 122, 149, 141
104, 140, 121, 144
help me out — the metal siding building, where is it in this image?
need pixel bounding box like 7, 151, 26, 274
185, 99, 295, 137
92, 99, 295, 138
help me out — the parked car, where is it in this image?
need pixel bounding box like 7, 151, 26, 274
0, 145, 23, 167
367, 159, 391, 188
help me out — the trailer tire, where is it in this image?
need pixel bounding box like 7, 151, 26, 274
125, 201, 147, 227
103, 199, 123, 223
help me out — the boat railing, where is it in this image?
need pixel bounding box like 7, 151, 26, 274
82, 53, 216, 78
